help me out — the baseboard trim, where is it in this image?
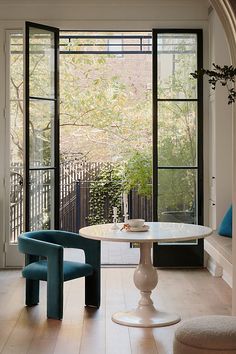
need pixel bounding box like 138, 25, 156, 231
222, 269, 233, 287
207, 256, 223, 277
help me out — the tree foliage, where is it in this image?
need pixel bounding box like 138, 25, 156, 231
122, 151, 152, 197
59, 52, 152, 162
87, 165, 123, 225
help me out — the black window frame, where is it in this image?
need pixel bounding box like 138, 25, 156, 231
24, 21, 60, 231
152, 29, 204, 267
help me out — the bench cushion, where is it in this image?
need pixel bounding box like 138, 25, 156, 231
205, 232, 232, 263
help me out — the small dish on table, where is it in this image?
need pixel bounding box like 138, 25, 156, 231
121, 219, 149, 232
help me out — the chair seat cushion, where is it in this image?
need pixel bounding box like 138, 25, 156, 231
174, 316, 236, 351
22, 260, 93, 281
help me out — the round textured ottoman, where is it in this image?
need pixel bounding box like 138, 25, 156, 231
173, 316, 236, 354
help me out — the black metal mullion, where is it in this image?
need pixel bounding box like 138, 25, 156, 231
157, 98, 198, 102
158, 166, 198, 170
197, 30, 204, 225
59, 51, 152, 55
152, 29, 158, 222
29, 167, 56, 171
54, 27, 60, 230
24, 23, 30, 232
29, 96, 57, 101
59, 32, 198, 39
59, 51, 195, 55
66, 43, 148, 47
60, 34, 152, 39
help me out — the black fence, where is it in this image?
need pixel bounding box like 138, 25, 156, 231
10, 161, 153, 241
10, 167, 24, 242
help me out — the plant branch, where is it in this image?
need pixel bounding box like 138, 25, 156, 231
191, 63, 236, 104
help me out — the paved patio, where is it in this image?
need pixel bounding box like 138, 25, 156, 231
65, 241, 139, 265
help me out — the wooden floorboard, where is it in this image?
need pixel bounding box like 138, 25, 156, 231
0, 268, 232, 354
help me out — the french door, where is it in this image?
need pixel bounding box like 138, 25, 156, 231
24, 22, 60, 232
4, 22, 59, 266
5, 26, 203, 267
152, 29, 203, 267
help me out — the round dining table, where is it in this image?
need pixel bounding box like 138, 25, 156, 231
79, 222, 212, 328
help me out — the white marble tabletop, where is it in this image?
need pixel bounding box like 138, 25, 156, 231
79, 222, 212, 243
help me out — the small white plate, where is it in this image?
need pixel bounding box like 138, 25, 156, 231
126, 225, 149, 232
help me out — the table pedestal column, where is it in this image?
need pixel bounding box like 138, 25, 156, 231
112, 242, 181, 327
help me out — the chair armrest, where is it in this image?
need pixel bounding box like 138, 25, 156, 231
18, 234, 63, 258
19, 234, 64, 283
49, 230, 101, 269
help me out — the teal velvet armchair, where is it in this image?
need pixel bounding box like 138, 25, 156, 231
18, 230, 101, 320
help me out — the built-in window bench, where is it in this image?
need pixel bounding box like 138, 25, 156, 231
204, 232, 232, 287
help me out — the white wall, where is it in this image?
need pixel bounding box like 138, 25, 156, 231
0, 0, 209, 267
208, 7, 232, 230
0, 0, 208, 26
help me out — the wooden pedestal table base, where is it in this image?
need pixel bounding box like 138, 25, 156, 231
112, 242, 180, 327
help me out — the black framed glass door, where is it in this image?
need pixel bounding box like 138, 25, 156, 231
24, 22, 60, 231
152, 29, 203, 267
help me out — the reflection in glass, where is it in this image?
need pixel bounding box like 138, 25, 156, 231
29, 28, 55, 98
29, 169, 54, 230
158, 169, 197, 224
158, 101, 197, 167
157, 33, 197, 99
29, 100, 54, 168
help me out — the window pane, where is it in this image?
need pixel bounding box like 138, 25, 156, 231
29, 27, 55, 98
158, 169, 197, 224
157, 33, 197, 99
29, 169, 54, 230
158, 101, 197, 167
10, 34, 23, 100
29, 99, 54, 168
10, 33, 24, 242
60, 39, 152, 163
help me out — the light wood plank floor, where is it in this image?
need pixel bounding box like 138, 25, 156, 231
0, 268, 232, 354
